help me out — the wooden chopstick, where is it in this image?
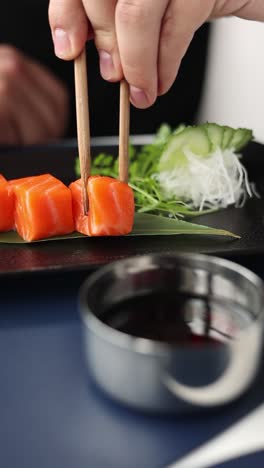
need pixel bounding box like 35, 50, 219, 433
118, 79, 130, 183
74, 48, 91, 215
75, 52, 130, 209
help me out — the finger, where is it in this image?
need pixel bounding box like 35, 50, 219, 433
7, 89, 54, 145
0, 80, 31, 145
27, 61, 69, 137
0, 67, 57, 145
116, 0, 169, 108
158, 0, 213, 96
212, 0, 264, 21
0, 49, 21, 144
0, 47, 68, 141
82, 0, 122, 81
49, 0, 89, 60
12, 94, 54, 146
0, 113, 17, 146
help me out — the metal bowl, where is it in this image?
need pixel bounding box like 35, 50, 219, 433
79, 254, 264, 412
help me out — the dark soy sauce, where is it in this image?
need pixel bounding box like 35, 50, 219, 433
102, 292, 229, 345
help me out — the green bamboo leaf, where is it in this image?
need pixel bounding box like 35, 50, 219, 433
130, 213, 240, 237
0, 231, 85, 243
0, 213, 239, 243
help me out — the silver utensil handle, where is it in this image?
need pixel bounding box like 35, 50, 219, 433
167, 403, 264, 468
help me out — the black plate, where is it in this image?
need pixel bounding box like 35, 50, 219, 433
0, 138, 264, 276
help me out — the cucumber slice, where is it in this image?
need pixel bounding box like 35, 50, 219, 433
204, 123, 252, 151
158, 124, 253, 172
153, 124, 172, 145
229, 128, 253, 151
187, 127, 212, 155
173, 124, 186, 135
159, 126, 212, 172
203, 123, 224, 150
222, 126, 235, 149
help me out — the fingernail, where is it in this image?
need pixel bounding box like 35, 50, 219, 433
99, 50, 115, 80
53, 28, 71, 58
130, 86, 149, 108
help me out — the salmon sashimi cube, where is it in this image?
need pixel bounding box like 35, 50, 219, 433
88, 176, 134, 236
0, 174, 15, 232
69, 176, 135, 236
69, 178, 91, 236
10, 174, 74, 241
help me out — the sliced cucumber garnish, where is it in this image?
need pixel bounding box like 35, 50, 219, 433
158, 123, 252, 172
202, 123, 252, 151
203, 123, 224, 150
229, 128, 253, 151
173, 124, 186, 135
222, 126, 235, 149
159, 126, 212, 172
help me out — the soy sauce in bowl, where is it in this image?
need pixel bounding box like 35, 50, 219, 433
102, 291, 243, 346
80, 254, 264, 411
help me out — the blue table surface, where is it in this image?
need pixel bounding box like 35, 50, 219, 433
1, 257, 264, 468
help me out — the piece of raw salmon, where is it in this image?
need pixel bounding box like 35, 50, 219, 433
69, 177, 91, 236
69, 176, 134, 236
10, 174, 74, 241
0, 174, 15, 232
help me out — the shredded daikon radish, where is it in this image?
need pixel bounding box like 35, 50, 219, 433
155, 147, 252, 211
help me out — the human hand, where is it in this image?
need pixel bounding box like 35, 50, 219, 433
0, 45, 69, 145
49, 0, 264, 109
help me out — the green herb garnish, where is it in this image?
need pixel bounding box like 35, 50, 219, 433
75, 123, 253, 218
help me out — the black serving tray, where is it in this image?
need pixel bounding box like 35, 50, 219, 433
0, 138, 264, 276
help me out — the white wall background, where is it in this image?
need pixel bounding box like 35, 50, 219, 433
199, 18, 264, 143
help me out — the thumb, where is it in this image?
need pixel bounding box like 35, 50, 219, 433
49, 0, 89, 60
